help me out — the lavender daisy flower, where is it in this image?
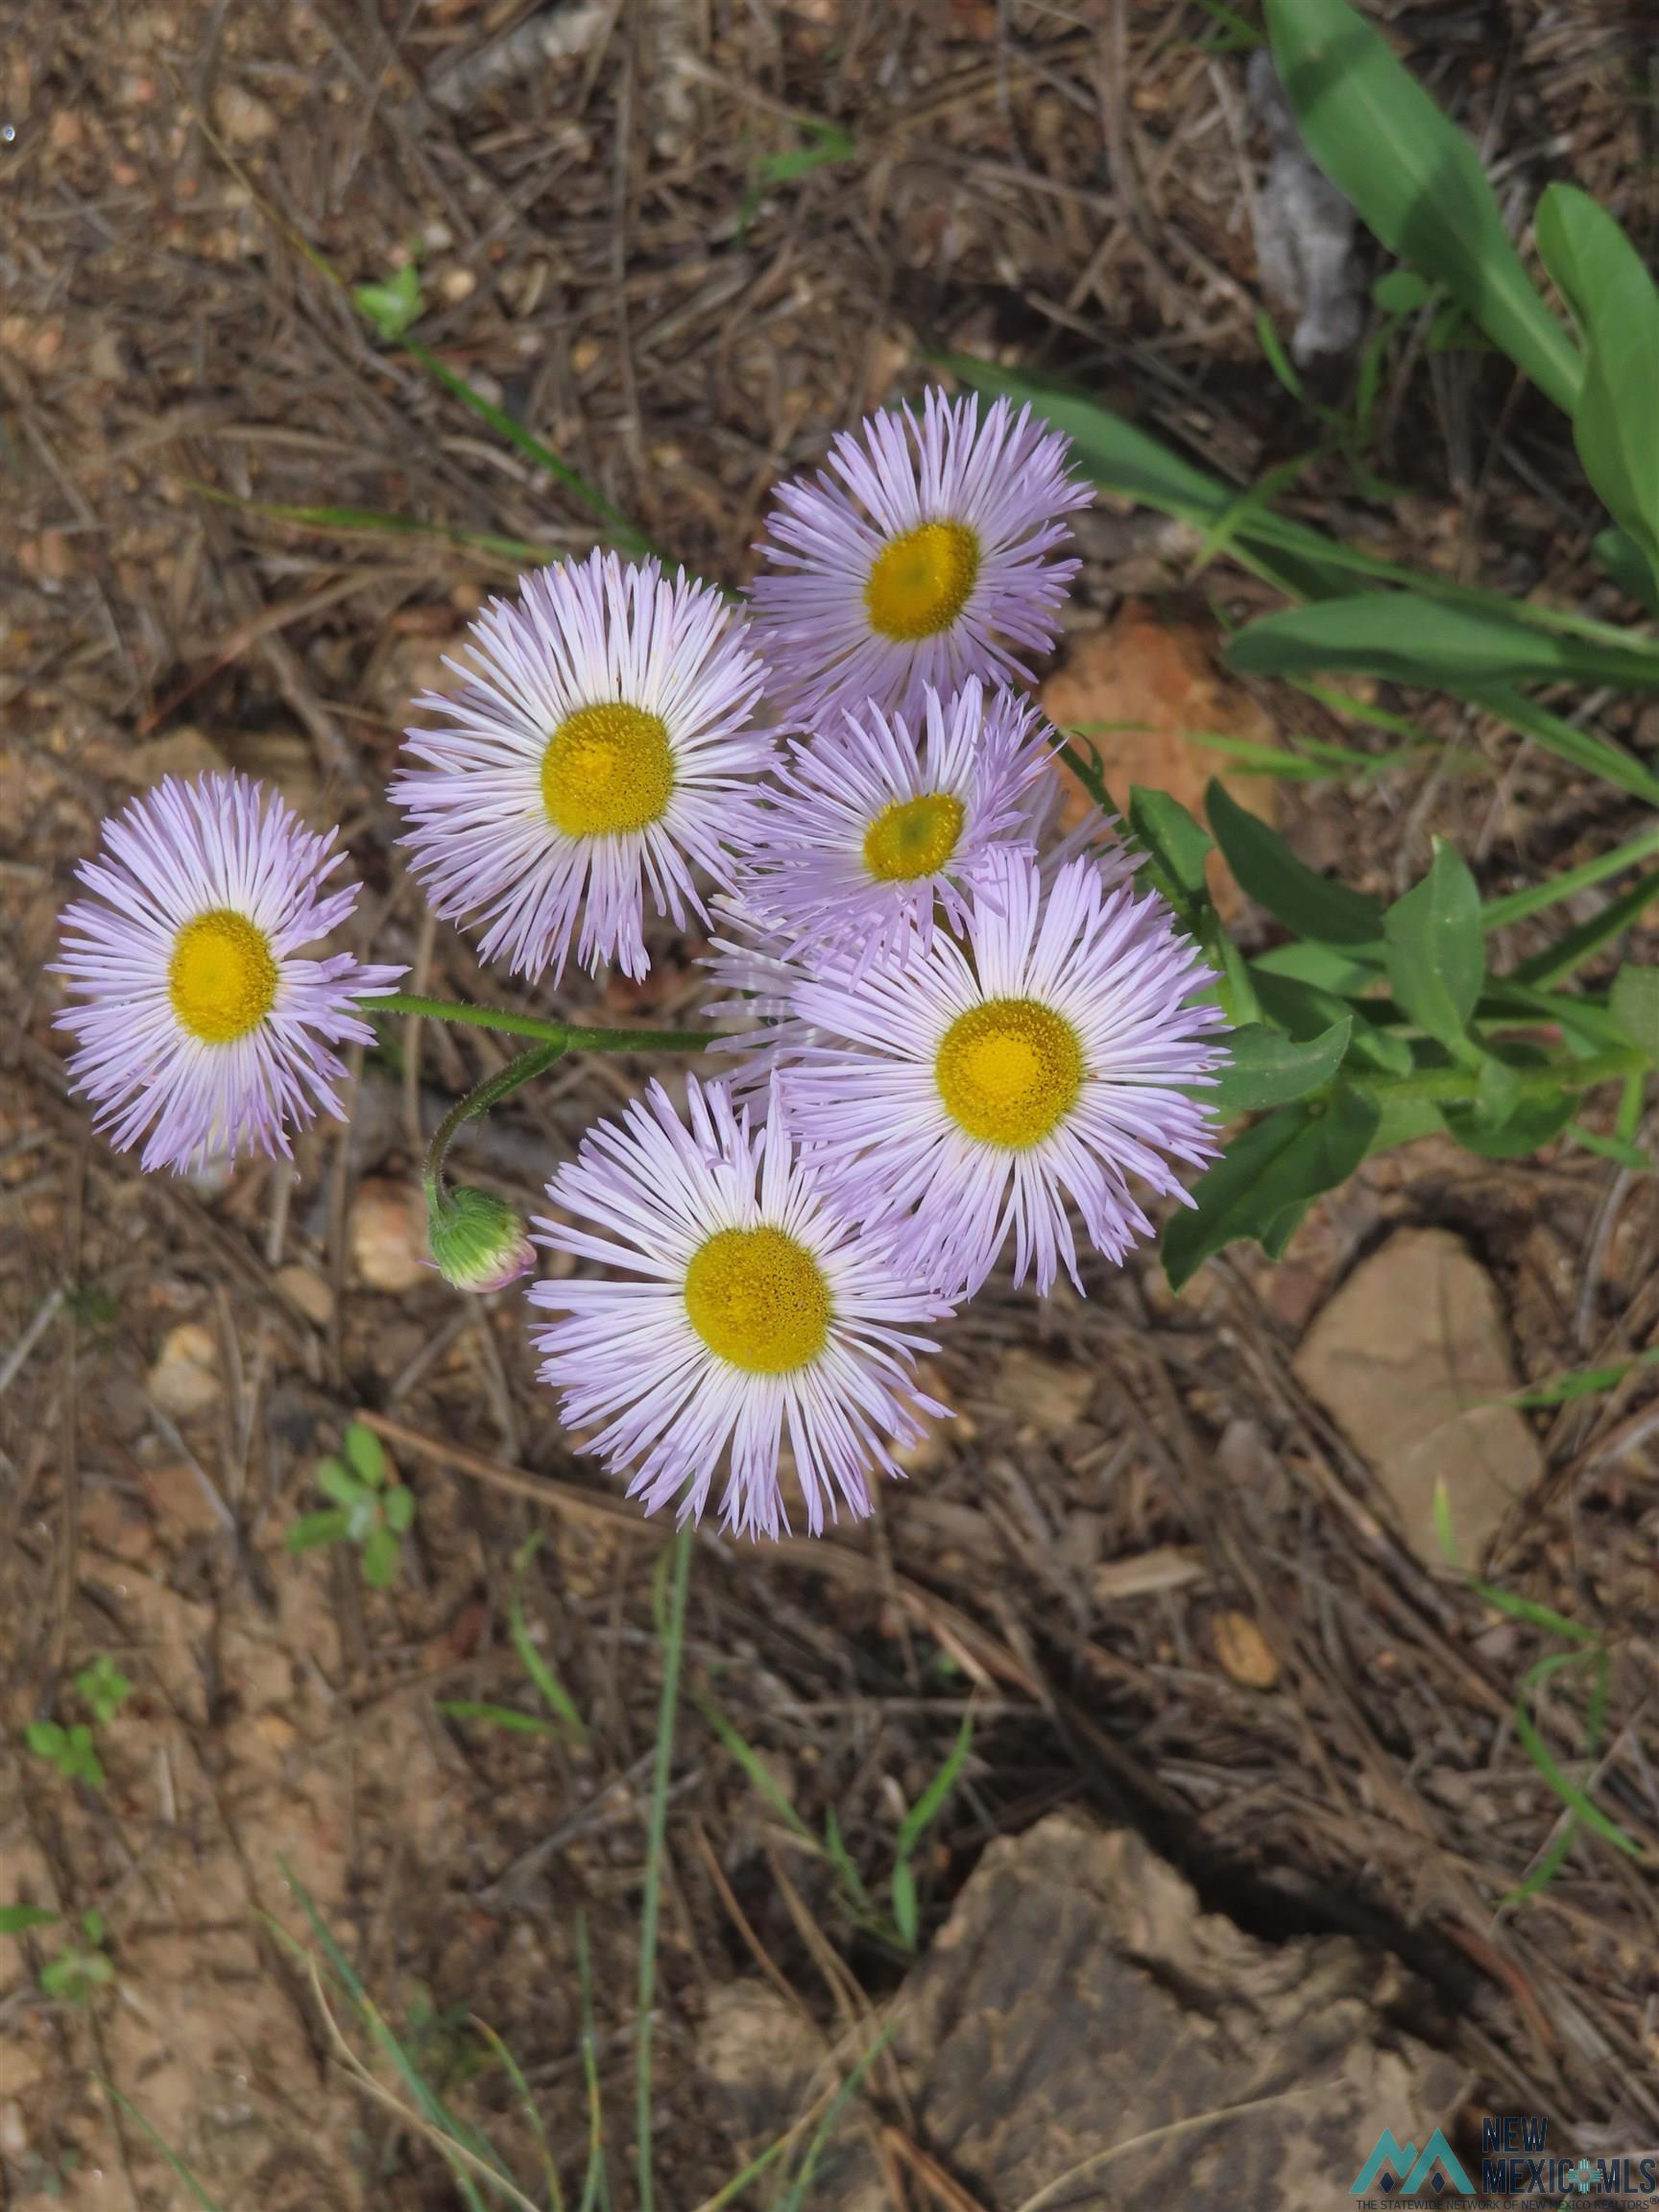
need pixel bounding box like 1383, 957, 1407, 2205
786, 848, 1226, 1298
529, 1076, 951, 1540
55, 774, 404, 1175
736, 679, 1054, 973
393, 551, 773, 984
749, 388, 1091, 724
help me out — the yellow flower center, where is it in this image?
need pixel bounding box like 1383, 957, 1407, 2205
167, 909, 278, 1045
862, 790, 966, 882
863, 520, 980, 641
684, 1225, 831, 1375
541, 702, 674, 837
935, 997, 1084, 1149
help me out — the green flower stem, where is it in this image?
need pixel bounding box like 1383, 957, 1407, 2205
637, 1525, 694, 2212
1347, 1046, 1645, 1105
422, 1040, 565, 1207
381, 990, 713, 1055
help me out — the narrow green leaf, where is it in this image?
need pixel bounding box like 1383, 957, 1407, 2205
1511, 869, 1659, 990
1480, 822, 1659, 933
1505, 1346, 1659, 1410
1466, 1583, 1598, 1646
891, 1858, 919, 1952
1535, 186, 1659, 574
509, 1535, 588, 1745
1512, 1678, 1644, 1861
0, 1904, 58, 1934
697, 1690, 816, 1844
1228, 592, 1659, 694
1263, 0, 1579, 411
316, 1459, 361, 1509
896, 1712, 974, 1859
437, 1700, 562, 1737
1209, 1017, 1352, 1114
1568, 1123, 1650, 1172
382, 1484, 416, 1535
1251, 939, 1382, 992
1382, 838, 1483, 1050
1474, 687, 1659, 810
1610, 965, 1659, 1064
1206, 781, 1385, 946
1162, 1091, 1380, 1287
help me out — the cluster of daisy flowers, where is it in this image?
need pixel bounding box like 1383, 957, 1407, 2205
56, 389, 1228, 1541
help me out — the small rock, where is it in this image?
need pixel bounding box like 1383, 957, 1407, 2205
349, 1179, 427, 1292
1293, 1227, 1541, 1566
0, 2099, 27, 2159
147, 1321, 221, 1420
274, 1262, 333, 1327
996, 1346, 1095, 1434
1039, 602, 1280, 922
1212, 1609, 1280, 1689
214, 84, 277, 145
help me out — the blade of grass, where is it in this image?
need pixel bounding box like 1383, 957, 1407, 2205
437, 1700, 565, 1737
576, 1912, 611, 2212
1505, 1647, 1613, 1905
472, 2016, 565, 2212
777, 2024, 899, 2212
695, 1687, 817, 1845
190, 484, 553, 569
402, 342, 655, 560
1480, 822, 1659, 932
1503, 1345, 1659, 1408
1510, 1650, 1645, 1862
510, 1535, 588, 1745
637, 1527, 693, 2212
1510, 866, 1659, 989
101, 2084, 228, 2212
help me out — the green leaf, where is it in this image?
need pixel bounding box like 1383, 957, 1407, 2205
891, 1858, 919, 1952
896, 1713, 974, 1859
1594, 527, 1659, 614
509, 1535, 588, 1745
353, 260, 425, 345
26, 1721, 66, 1760
1205, 781, 1384, 946
344, 1423, 387, 1488
0, 1904, 59, 1934
1228, 592, 1659, 694
436, 1701, 562, 1738
1366, 1091, 1445, 1153
315, 1457, 361, 1509
1512, 869, 1659, 991
382, 1484, 416, 1535
1371, 268, 1431, 315
1163, 1091, 1381, 1287
1535, 186, 1659, 575
1127, 784, 1214, 926
1247, 970, 1407, 1071
1610, 966, 1659, 1064
1209, 1017, 1352, 1114
1251, 939, 1382, 992
74, 1657, 133, 1726
360, 1527, 400, 1591
1382, 838, 1483, 1052
1444, 1083, 1576, 1161
1506, 1345, 1659, 1410
1568, 1123, 1650, 1172
1511, 1655, 1643, 1862
286, 1509, 349, 1554
1262, 0, 1578, 412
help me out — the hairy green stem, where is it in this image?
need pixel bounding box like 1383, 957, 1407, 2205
1347, 1046, 1644, 1104
382, 990, 712, 1054
422, 1040, 565, 1208
637, 1527, 694, 2212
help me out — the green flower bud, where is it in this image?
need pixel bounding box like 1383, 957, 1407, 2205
427, 1185, 535, 1294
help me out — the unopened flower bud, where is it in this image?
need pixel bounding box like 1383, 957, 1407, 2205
427, 1185, 535, 1294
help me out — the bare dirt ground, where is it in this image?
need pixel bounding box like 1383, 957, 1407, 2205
2, 1, 1657, 2206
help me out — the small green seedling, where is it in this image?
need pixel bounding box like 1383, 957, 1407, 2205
287, 1421, 414, 1590
27, 1720, 106, 1791
354, 255, 425, 345
40, 1911, 113, 2006
74, 1655, 133, 1726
